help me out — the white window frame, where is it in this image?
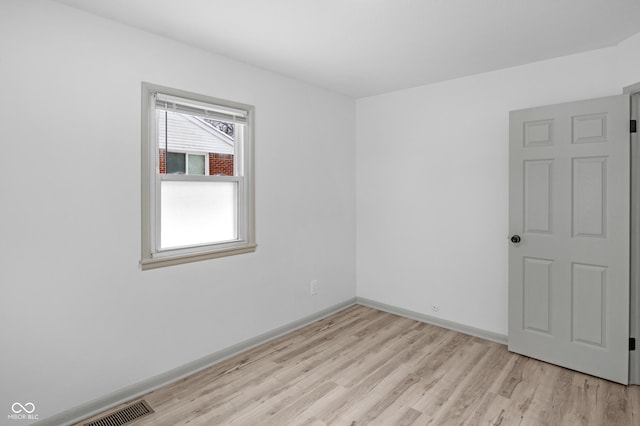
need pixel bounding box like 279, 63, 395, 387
141, 82, 255, 270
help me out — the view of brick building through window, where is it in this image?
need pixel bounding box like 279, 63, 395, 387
157, 111, 235, 176
209, 152, 234, 176
159, 149, 234, 176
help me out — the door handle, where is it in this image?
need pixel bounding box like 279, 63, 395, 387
510, 235, 521, 244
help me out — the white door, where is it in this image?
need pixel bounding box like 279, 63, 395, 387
508, 94, 630, 384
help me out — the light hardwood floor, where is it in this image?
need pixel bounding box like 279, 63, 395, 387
78, 305, 640, 425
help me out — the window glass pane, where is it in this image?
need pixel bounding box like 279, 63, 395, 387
166, 152, 186, 174
157, 109, 237, 176
188, 154, 205, 175
160, 181, 238, 249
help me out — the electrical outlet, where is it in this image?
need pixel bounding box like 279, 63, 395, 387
310, 280, 319, 295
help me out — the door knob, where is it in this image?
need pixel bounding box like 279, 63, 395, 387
510, 235, 521, 244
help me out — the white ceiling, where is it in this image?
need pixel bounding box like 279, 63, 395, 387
52, 0, 640, 98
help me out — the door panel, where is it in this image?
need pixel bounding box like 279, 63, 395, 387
524, 160, 553, 234
571, 262, 606, 347
509, 94, 630, 384
572, 157, 607, 238
523, 257, 552, 334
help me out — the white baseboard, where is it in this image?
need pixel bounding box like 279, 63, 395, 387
356, 297, 508, 345
38, 298, 357, 426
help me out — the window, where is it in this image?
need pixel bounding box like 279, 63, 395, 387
166, 152, 206, 175
141, 83, 255, 269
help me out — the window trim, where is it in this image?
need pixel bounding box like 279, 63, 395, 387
141, 82, 255, 270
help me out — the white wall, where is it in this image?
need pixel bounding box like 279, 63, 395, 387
618, 32, 640, 89
356, 41, 639, 336
0, 0, 355, 421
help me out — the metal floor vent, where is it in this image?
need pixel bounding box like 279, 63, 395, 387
84, 400, 154, 426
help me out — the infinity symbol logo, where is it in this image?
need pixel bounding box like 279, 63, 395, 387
11, 402, 35, 414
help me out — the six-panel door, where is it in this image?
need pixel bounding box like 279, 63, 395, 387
508, 94, 630, 384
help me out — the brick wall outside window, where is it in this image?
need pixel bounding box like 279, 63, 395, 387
159, 149, 167, 174
209, 153, 234, 176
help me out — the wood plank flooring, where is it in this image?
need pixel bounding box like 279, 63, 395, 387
77, 305, 640, 425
